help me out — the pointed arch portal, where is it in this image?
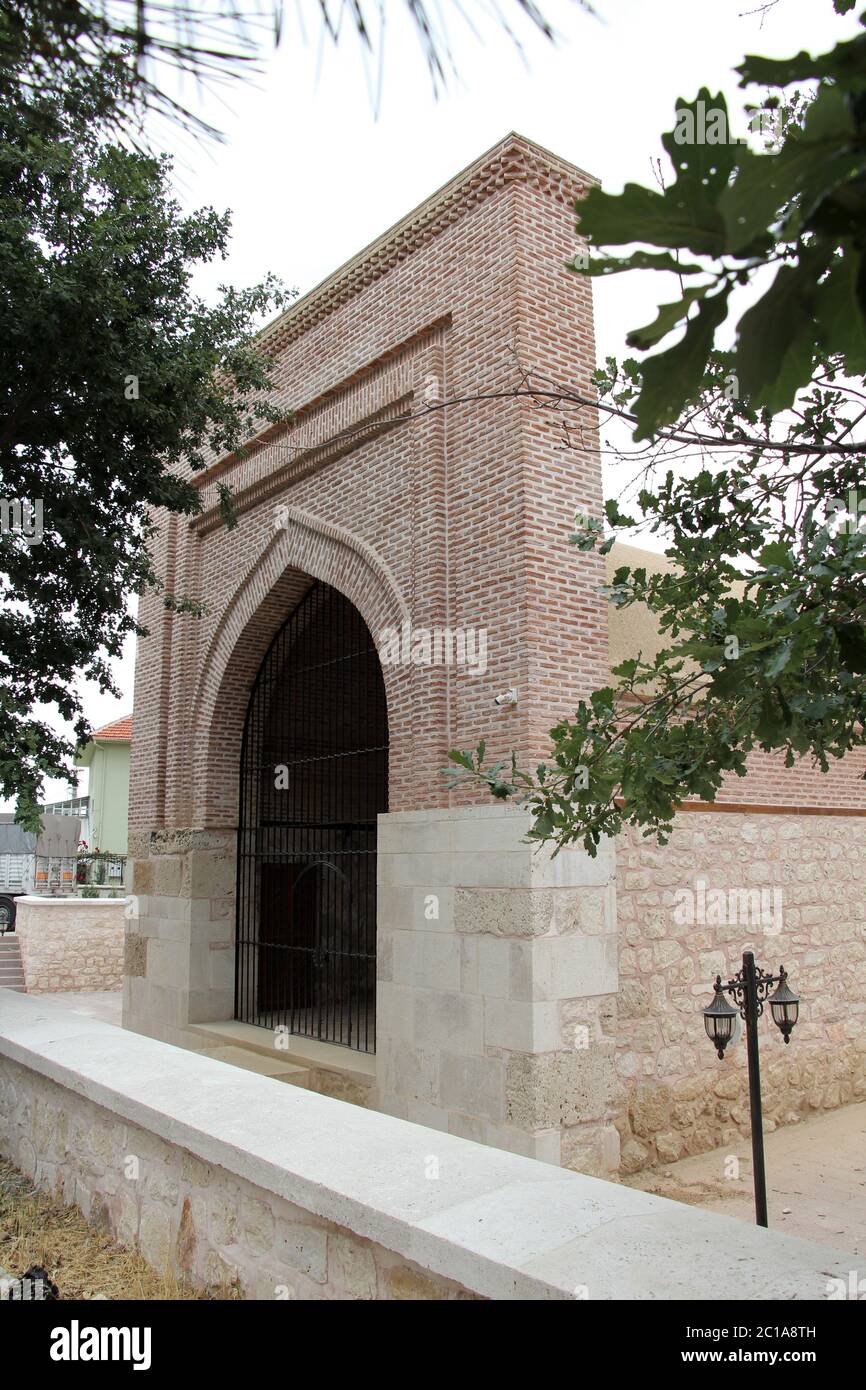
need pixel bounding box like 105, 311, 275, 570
235, 580, 389, 1053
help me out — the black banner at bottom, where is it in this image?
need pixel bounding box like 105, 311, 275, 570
8, 1295, 862, 1375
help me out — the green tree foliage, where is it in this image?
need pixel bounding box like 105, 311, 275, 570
576, 8, 866, 436
449, 349, 866, 854
0, 44, 289, 829
0, 0, 571, 140
447, 7, 866, 853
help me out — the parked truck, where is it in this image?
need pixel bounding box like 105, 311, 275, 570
0, 813, 83, 930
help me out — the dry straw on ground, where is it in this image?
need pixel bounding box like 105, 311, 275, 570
0, 1158, 237, 1300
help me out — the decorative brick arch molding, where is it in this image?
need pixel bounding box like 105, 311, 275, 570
190, 506, 412, 829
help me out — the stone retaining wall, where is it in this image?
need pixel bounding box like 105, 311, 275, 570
15, 896, 126, 993
0, 1059, 470, 1300
0, 993, 858, 1300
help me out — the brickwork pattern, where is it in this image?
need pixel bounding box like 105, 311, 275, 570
129, 134, 603, 838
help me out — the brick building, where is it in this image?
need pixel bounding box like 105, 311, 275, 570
127, 134, 866, 1177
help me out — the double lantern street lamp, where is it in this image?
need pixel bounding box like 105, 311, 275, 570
702, 951, 800, 1228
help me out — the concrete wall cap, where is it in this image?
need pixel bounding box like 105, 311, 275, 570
13, 896, 130, 908
0, 993, 856, 1302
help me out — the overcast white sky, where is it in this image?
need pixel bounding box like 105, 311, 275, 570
34, 0, 859, 805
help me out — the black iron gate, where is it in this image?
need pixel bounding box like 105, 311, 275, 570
235, 580, 388, 1053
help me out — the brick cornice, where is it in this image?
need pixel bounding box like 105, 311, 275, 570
258, 132, 598, 355
615, 797, 866, 818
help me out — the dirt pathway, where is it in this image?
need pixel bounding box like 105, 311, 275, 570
624, 1102, 866, 1254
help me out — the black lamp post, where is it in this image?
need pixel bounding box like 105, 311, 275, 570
702, 951, 800, 1228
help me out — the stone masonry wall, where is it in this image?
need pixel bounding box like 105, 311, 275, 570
0, 1057, 474, 1300
15, 898, 125, 993
377, 804, 620, 1175
123, 829, 236, 1046
615, 811, 866, 1173
3, 992, 857, 1301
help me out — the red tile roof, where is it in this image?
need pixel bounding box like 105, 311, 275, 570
92, 714, 132, 741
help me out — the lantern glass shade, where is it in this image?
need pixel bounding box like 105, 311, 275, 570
703, 984, 738, 1059
769, 972, 799, 1043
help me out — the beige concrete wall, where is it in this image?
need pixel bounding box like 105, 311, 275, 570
615, 812, 866, 1172
15, 897, 125, 993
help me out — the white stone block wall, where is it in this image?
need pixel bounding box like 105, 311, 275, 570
15, 897, 125, 993
122, 806, 866, 1182
123, 829, 236, 1047
0, 993, 858, 1301
377, 804, 620, 1173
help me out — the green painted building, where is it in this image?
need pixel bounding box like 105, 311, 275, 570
75, 714, 132, 855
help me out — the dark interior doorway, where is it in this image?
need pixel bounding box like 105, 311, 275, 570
235, 580, 388, 1053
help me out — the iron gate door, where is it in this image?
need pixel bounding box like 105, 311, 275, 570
235, 580, 388, 1053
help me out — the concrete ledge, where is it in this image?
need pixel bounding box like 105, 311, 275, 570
14, 895, 128, 907
0, 992, 859, 1300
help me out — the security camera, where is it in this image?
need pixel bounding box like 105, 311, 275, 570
493, 688, 518, 708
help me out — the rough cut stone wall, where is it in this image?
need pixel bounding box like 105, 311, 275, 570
614, 811, 866, 1173
15, 899, 125, 993
0, 1057, 474, 1300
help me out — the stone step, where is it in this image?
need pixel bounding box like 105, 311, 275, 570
0, 936, 25, 991
195, 1044, 314, 1088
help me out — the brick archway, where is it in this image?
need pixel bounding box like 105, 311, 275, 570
126, 135, 623, 1161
